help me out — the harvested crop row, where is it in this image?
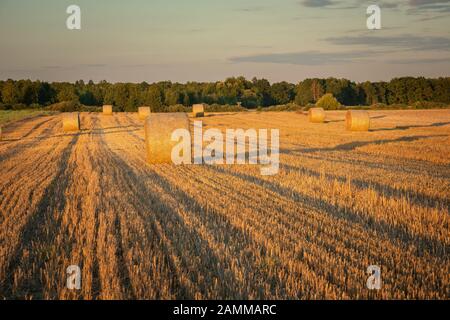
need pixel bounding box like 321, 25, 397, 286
118, 112, 449, 298
0, 111, 448, 299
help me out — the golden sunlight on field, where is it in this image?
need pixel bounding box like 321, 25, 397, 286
0, 110, 449, 299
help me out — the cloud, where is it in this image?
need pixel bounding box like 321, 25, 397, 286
387, 57, 450, 64
41, 64, 107, 69
234, 6, 265, 12
300, 0, 336, 7
409, 0, 450, 5
380, 2, 400, 8
299, 1, 398, 9
407, 0, 450, 14
416, 13, 450, 21
79, 64, 107, 68
186, 28, 204, 33
325, 34, 450, 51
42, 66, 62, 69
229, 50, 379, 65
299, 0, 360, 9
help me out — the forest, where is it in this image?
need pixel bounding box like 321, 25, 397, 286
0, 76, 449, 111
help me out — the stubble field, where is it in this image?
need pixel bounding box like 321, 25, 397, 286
0, 110, 449, 299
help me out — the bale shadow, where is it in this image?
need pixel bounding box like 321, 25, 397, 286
202, 112, 241, 118
284, 134, 448, 154
91, 125, 142, 131
0, 133, 80, 298
282, 150, 450, 180
280, 162, 450, 211
0, 138, 21, 142
0, 116, 55, 141
30, 128, 142, 140
103, 148, 250, 299
371, 121, 450, 132
0, 119, 61, 162
115, 164, 250, 299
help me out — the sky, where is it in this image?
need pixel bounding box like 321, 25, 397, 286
0, 0, 449, 83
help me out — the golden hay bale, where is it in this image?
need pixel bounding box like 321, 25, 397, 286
0, 127, 2, 141
192, 104, 205, 117
346, 110, 370, 131
62, 113, 80, 132
138, 106, 151, 120
144, 113, 190, 164
103, 105, 113, 115
308, 108, 325, 123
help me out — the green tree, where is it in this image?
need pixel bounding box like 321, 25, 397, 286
165, 87, 182, 106
311, 79, 324, 102
270, 81, 294, 105
241, 89, 259, 108
56, 84, 79, 102
316, 93, 340, 110
361, 81, 377, 105
145, 85, 164, 111
252, 78, 272, 106
295, 79, 314, 105
1, 80, 19, 104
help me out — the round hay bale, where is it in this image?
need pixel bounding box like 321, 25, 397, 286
308, 108, 325, 123
103, 105, 113, 115
0, 127, 2, 141
346, 110, 370, 131
138, 106, 151, 120
144, 113, 190, 164
62, 113, 80, 132
192, 104, 205, 118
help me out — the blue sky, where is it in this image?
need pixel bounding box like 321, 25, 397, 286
0, 0, 449, 83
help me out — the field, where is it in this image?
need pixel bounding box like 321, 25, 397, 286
0, 110, 449, 299
0, 110, 56, 126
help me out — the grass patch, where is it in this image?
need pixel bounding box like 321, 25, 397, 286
0, 110, 57, 126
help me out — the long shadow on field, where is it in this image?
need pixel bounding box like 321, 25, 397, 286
110, 115, 145, 143
278, 145, 450, 182
301, 150, 448, 177
283, 135, 448, 154
325, 116, 386, 123
1, 116, 54, 139
0, 118, 60, 162
148, 167, 295, 299
0, 138, 21, 142
206, 165, 448, 260
279, 162, 450, 211
325, 119, 344, 123
116, 157, 279, 298
99, 114, 267, 298
371, 121, 450, 132
0, 133, 80, 299
99, 116, 284, 298
105, 157, 250, 299
202, 112, 240, 118
0, 116, 54, 144
196, 165, 393, 294
91, 125, 142, 131
93, 117, 244, 298
20, 117, 55, 139
21, 128, 143, 141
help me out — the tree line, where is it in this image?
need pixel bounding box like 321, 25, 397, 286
0, 76, 449, 111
